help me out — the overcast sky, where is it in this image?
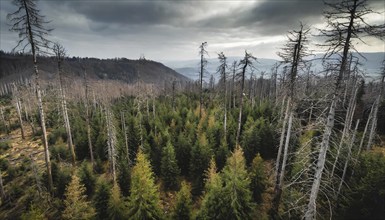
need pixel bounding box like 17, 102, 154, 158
0, 0, 384, 61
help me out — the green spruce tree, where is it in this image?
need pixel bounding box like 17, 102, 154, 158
172, 181, 193, 220
127, 150, 163, 219
221, 146, 254, 219
108, 184, 126, 220
62, 172, 95, 220
161, 141, 181, 190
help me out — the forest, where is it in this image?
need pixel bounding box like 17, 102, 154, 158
0, 0, 385, 219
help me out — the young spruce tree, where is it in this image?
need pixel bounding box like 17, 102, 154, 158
127, 150, 163, 219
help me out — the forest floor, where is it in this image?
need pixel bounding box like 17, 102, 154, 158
1, 125, 45, 169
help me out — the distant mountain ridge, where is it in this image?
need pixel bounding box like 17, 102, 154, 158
0, 52, 189, 85
165, 52, 384, 81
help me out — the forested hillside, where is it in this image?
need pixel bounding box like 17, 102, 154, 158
1, 0, 385, 219
0, 51, 188, 87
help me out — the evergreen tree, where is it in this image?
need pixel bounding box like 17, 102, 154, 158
161, 141, 180, 189
172, 181, 193, 220
94, 179, 111, 220
127, 150, 163, 219
221, 146, 254, 219
189, 133, 212, 195
249, 153, 267, 203
79, 162, 96, 197
21, 204, 47, 220
108, 184, 126, 220
62, 173, 96, 220
197, 159, 225, 220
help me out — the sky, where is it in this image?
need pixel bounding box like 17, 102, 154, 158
0, 0, 384, 61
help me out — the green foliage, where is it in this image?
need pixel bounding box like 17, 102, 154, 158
117, 161, 131, 197
338, 152, 385, 219
21, 204, 47, 220
174, 132, 192, 176
51, 162, 71, 199
79, 162, 96, 197
127, 150, 163, 219
249, 153, 267, 203
50, 144, 70, 162
172, 181, 193, 220
197, 159, 225, 220
62, 172, 96, 220
48, 127, 67, 145
220, 146, 254, 219
190, 133, 212, 195
108, 184, 126, 220
94, 178, 111, 220
161, 141, 180, 190
0, 141, 10, 154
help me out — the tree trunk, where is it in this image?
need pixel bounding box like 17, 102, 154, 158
305, 1, 357, 217
58, 60, 76, 166
0, 169, 5, 202
34, 59, 54, 193
331, 81, 358, 177
236, 60, 247, 145
15, 94, 25, 139
84, 70, 95, 166
305, 97, 337, 220
337, 119, 359, 197
121, 111, 130, 166
366, 95, 379, 151
106, 107, 117, 183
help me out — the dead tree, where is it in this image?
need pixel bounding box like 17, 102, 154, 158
231, 61, 237, 109
12, 84, 25, 139
53, 42, 76, 166
83, 69, 95, 166
271, 23, 310, 216
199, 42, 208, 118
105, 106, 117, 183
217, 52, 228, 138
0, 169, 6, 202
305, 0, 384, 218
366, 72, 384, 150
235, 51, 256, 145
8, 0, 54, 193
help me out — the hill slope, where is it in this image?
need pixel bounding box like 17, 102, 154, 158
0, 52, 189, 85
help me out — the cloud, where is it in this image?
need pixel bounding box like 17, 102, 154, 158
0, 0, 383, 61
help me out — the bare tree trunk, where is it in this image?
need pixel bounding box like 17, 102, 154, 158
272, 109, 293, 214
337, 119, 359, 197
331, 82, 358, 177
366, 95, 379, 151
14, 93, 25, 139
275, 97, 290, 183
106, 107, 117, 183
34, 59, 53, 193
305, 97, 337, 220
0, 169, 5, 202
236, 61, 247, 145
57, 58, 76, 166
84, 70, 95, 166
121, 111, 130, 166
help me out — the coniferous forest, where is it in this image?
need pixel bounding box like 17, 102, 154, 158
0, 0, 385, 219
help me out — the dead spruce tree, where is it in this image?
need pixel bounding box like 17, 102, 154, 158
7, 0, 54, 193
271, 23, 310, 216
217, 52, 228, 137
199, 42, 208, 118
53, 42, 76, 166
12, 84, 25, 139
83, 69, 95, 166
305, 0, 384, 219
235, 51, 256, 145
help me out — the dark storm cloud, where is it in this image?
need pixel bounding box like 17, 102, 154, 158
200, 0, 325, 35
46, 0, 198, 26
